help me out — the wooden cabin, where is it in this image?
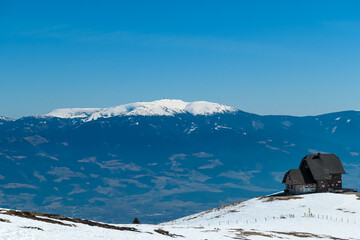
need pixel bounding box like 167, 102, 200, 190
283, 153, 346, 195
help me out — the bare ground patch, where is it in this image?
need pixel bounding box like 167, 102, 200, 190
1, 209, 139, 232
230, 228, 275, 239
154, 228, 184, 238
228, 209, 239, 213
201, 228, 220, 232
271, 231, 347, 239
0, 218, 10, 223
21, 226, 43, 231
343, 192, 360, 200
3, 210, 74, 227
336, 208, 355, 214
258, 195, 303, 202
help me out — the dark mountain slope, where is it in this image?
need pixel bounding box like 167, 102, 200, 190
0, 109, 360, 223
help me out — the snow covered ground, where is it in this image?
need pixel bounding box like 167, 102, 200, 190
166, 192, 360, 239
1, 192, 360, 239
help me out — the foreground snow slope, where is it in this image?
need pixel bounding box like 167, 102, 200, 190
45, 99, 237, 120
1, 192, 360, 240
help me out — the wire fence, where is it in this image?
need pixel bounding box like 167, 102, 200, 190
196, 213, 359, 227
304, 213, 358, 224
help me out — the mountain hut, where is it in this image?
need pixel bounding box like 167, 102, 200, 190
282, 153, 346, 195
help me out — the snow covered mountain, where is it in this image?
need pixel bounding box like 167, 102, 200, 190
1, 192, 360, 239
46, 99, 237, 121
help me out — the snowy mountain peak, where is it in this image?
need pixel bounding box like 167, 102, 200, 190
45, 108, 102, 119
45, 99, 238, 120
0, 116, 12, 121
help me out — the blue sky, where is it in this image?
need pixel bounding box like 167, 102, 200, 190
1, 1, 360, 118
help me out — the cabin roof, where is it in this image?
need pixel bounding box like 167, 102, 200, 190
300, 153, 346, 181
282, 169, 305, 184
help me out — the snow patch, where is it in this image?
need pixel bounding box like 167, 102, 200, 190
332, 126, 337, 134
214, 125, 232, 130
252, 120, 264, 130
281, 121, 292, 127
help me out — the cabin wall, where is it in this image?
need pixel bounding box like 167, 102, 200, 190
294, 185, 303, 194
296, 184, 316, 194
315, 174, 343, 192
328, 174, 342, 190
291, 184, 316, 194
316, 180, 327, 192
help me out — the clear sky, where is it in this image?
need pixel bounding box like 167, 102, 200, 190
1, 1, 360, 118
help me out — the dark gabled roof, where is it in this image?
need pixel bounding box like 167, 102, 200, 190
282, 169, 305, 185
299, 153, 346, 181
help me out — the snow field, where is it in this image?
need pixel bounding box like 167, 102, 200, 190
1, 193, 360, 239
166, 192, 360, 239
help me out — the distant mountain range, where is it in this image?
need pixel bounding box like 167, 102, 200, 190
0, 99, 360, 223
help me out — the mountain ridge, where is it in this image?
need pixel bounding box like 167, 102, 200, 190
44, 99, 238, 121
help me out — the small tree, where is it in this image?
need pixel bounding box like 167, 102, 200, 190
132, 217, 140, 224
